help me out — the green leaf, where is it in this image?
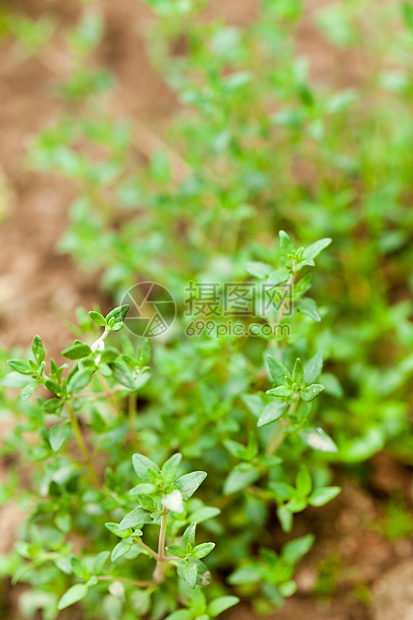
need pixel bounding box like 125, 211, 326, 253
223, 439, 249, 460
296, 465, 312, 496
71, 557, 91, 580
302, 238, 332, 260
62, 343, 92, 360
242, 393, 267, 417
292, 358, 304, 385
162, 453, 182, 484
137, 339, 151, 366
340, 427, 384, 462
265, 355, 289, 385
257, 401, 288, 427
106, 304, 129, 325
88, 409, 106, 433
161, 490, 184, 513
208, 596, 240, 617
296, 258, 315, 270
137, 494, 157, 512
301, 427, 338, 452
279, 230, 295, 260
93, 551, 110, 574
164, 611, 192, 620
42, 398, 64, 414
183, 562, 197, 588
32, 335, 45, 364
68, 368, 94, 392
282, 534, 315, 564
12, 557, 54, 584
223, 467, 260, 495
266, 268, 290, 288
21, 381, 39, 401
192, 543, 215, 559
326, 89, 358, 113
118, 507, 153, 531
44, 379, 63, 397
176, 471, 207, 500
105, 522, 135, 539
244, 261, 272, 279
55, 514, 71, 533
57, 584, 89, 610
111, 541, 132, 562
285, 497, 307, 513
267, 386, 293, 398
1, 371, 31, 388
277, 506, 293, 532
228, 565, 261, 585
49, 480, 62, 499
111, 360, 135, 390
166, 545, 186, 559
89, 311, 106, 327
49, 423, 73, 452
304, 352, 324, 384
309, 486, 341, 506
54, 556, 73, 575
132, 453, 161, 483
7, 359, 32, 375
300, 383, 324, 402
190, 506, 220, 524
320, 372, 343, 398
279, 580, 297, 597
298, 297, 321, 322
183, 522, 196, 547
110, 322, 124, 332
402, 1, 413, 31
269, 481, 294, 500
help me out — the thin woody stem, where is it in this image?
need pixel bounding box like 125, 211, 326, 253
97, 374, 119, 413
72, 386, 121, 399
153, 507, 169, 584
129, 393, 137, 427
66, 402, 100, 486
97, 575, 154, 588
266, 394, 300, 456
158, 507, 168, 561
275, 267, 295, 328
134, 538, 158, 560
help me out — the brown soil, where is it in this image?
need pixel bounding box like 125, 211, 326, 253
0, 1, 410, 620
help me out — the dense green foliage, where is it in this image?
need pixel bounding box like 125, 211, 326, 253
1, 0, 413, 619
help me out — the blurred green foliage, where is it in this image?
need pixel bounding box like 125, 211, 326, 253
1, 0, 413, 618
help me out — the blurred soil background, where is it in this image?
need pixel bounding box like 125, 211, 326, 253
0, 1, 412, 619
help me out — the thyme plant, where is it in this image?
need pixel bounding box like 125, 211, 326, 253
0, 232, 340, 619
1, 0, 413, 618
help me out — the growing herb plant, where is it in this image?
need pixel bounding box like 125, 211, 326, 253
23, 0, 413, 471
2, 0, 413, 618
0, 232, 342, 619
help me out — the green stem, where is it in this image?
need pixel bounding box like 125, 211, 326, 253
97, 575, 154, 588
270, 265, 296, 349
66, 402, 100, 486
266, 394, 300, 456
97, 374, 119, 413
129, 393, 137, 428
248, 485, 273, 501
72, 386, 121, 399
134, 538, 158, 560
153, 507, 169, 584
